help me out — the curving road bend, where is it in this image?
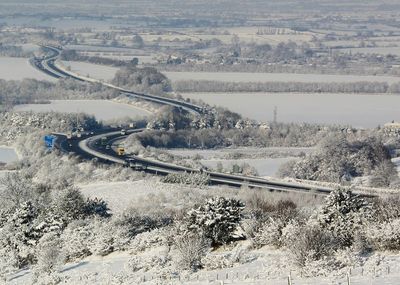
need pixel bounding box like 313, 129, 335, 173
34, 45, 204, 114
34, 45, 376, 197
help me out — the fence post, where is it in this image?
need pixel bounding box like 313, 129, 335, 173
288, 275, 292, 285
347, 272, 351, 285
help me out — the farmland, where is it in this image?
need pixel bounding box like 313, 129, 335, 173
165, 71, 400, 84
14, 100, 150, 121
0, 57, 56, 81
182, 92, 400, 128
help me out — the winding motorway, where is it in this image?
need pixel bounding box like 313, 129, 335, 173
32, 44, 374, 197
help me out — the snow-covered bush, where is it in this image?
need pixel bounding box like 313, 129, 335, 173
315, 188, 372, 248
184, 197, 245, 245
126, 250, 171, 273
202, 246, 255, 270
252, 217, 285, 248
129, 227, 170, 253
84, 197, 111, 218
373, 195, 400, 222
0, 172, 36, 211
61, 220, 95, 261
32, 233, 64, 281
113, 207, 173, 238
282, 221, 335, 267
51, 186, 87, 223
161, 172, 210, 187
365, 218, 400, 251
61, 217, 130, 261
202, 253, 235, 270
173, 231, 210, 270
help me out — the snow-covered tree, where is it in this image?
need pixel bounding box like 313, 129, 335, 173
51, 187, 86, 223
185, 197, 245, 245
315, 188, 372, 248
32, 232, 64, 283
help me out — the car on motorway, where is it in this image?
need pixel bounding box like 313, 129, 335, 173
117, 146, 125, 156
127, 159, 147, 170
106, 145, 111, 150
120, 129, 126, 135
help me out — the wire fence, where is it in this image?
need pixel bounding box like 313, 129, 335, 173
137, 264, 400, 285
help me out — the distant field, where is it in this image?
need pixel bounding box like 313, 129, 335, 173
200, 157, 296, 177
0, 147, 18, 164
165, 71, 400, 84
81, 52, 156, 64
65, 45, 144, 53
0, 57, 56, 81
182, 92, 400, 128
168, 147, 312, 177
62, 61, 119, 81
340, 47, 400, 56
14, 100, 150, 121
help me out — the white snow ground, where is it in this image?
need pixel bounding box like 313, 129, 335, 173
8, 244, 400, 285
5, 179, 400, 285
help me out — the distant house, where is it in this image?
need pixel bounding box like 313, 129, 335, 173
383, 121, 400, 136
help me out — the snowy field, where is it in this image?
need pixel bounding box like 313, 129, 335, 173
65, 45, 143, 53
62, 61, 119, 81
10, 247, 400, 285
168, 147, 312, 177
14, 100, 150, 121
165, 71, 400, 84
3, 16, 114, 30
78, 179, 238, 215
6, 179, 400, 285
340, 46, 400, 56
0, 147, 18, 164
81, 52, 156, 64
0, 57, 56, 81
182, 92, 400, 128
201, 158, 297, 177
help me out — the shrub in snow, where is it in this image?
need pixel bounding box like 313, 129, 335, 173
365, 218, 400, 251
84, 197, 111, 218
333, 247, 363, 268
0, 247, 19, 282
173, 231, 210, 270
161, 172, 210, 187
127, 250, 171, 274
315, 188, 372, 248
202, 246, 255, 270
114, 207, 173, 238
300, 255, 343, 277
32, 233, 64, 281
61, 218, 129, 261
51, 187, 87, 223
282, 221, 335, 267
61, 220, 94, 261
184, 197, 245, 245
252, 217, 285, 248
202, 253, 235, 270
0, 172, 35, 211
373, 195, 400, 222
129, 228, 170, 253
